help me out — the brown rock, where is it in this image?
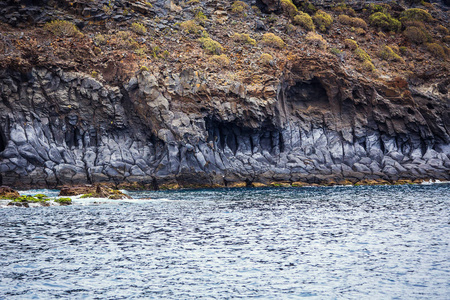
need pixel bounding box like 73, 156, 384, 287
0, 186, 20, 199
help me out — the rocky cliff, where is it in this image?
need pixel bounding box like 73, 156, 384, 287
0, 0, 449, 188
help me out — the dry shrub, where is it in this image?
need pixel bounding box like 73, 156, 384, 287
260, 53, 273, 66
293, 11, 315, 31
209, 54, 230, 66
437, 25, 449, 35
344, 38, 358, 50
232, 33, 256, 45
131, 22, 147, 35
338, 14, 352, 25
305, 32, 328, 49
355, 28, 366, 35
404, 26, 429, 44
426, 43, 446, 58
261, 33, 285, 49
44, 20, 82, 37
180, 20, 203, 34
351, 18, 367, 29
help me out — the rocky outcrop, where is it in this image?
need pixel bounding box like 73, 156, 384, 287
59, 184, 131, 199
0, 53, 449, 189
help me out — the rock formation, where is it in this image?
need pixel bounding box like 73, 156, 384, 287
0, 0, 449, 188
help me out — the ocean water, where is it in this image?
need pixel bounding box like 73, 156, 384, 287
0, 184, 449, 299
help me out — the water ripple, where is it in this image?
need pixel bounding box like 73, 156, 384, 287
0, 184, 449, 299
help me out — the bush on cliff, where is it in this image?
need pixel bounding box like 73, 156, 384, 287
44, 20, 82, 37
261, 33, 285, 49
404, 26, 430, 44
400, 8, 433, 23
232, 33, 256, 45
379, 45, 404, 62
199, 33, 223, 54
293, 12, 315, 31
369, 12, 401, 32
313, 10, 333, 32
231, 1, 248, 14
281, 0, 298, 18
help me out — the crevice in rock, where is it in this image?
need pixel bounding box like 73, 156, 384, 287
286, 78, 329, 111
205, 118, 284, 156
0, 124, 6, 153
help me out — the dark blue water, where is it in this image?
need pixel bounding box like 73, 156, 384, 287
1, 184, 449, 299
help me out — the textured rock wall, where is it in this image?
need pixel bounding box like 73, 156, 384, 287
0, 57, 449, 188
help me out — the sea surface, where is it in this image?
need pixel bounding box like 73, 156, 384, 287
0, 184, 449, 299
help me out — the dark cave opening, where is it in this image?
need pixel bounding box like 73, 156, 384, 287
286, 78, 329, 110
205, 118, 284, 155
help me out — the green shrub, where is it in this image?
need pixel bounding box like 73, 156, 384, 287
404, 26, 430, 44
379, 45, 403, 62
231, 1, 248, 14
260, 53, 273, 65
195, 10, 208, 24
330, 47, 342, 55
44, 20, 82, 37
293, 12, 315, 31
362, 60, 375, 72
313, 10, 333, 32
261, 32, 285, 48
199, 35, 224, 54
281, 0, 298, 18
426, 42, 446, 58
344, 38, 358, 50
400, 8, 433, 23
354, 47, 371, 61
369, 12, 401, 32
131, 22, 147, 35
232, 33, 256, 45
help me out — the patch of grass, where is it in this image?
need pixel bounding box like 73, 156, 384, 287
80, 193, 93, 198
195, 10, 208, 25
313, 10, 333, 32
379, 45, 404, 62
369, 12, 401, 32
44, 20, 82, 37
261, 32, 285, 49
338, 14, 352, 25
293, 12, 315, 31
232, 33, 256, 45
131, 22, 147, 35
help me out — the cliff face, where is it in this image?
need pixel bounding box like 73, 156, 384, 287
1, 55, 448, 188
0, 0, 449, 188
